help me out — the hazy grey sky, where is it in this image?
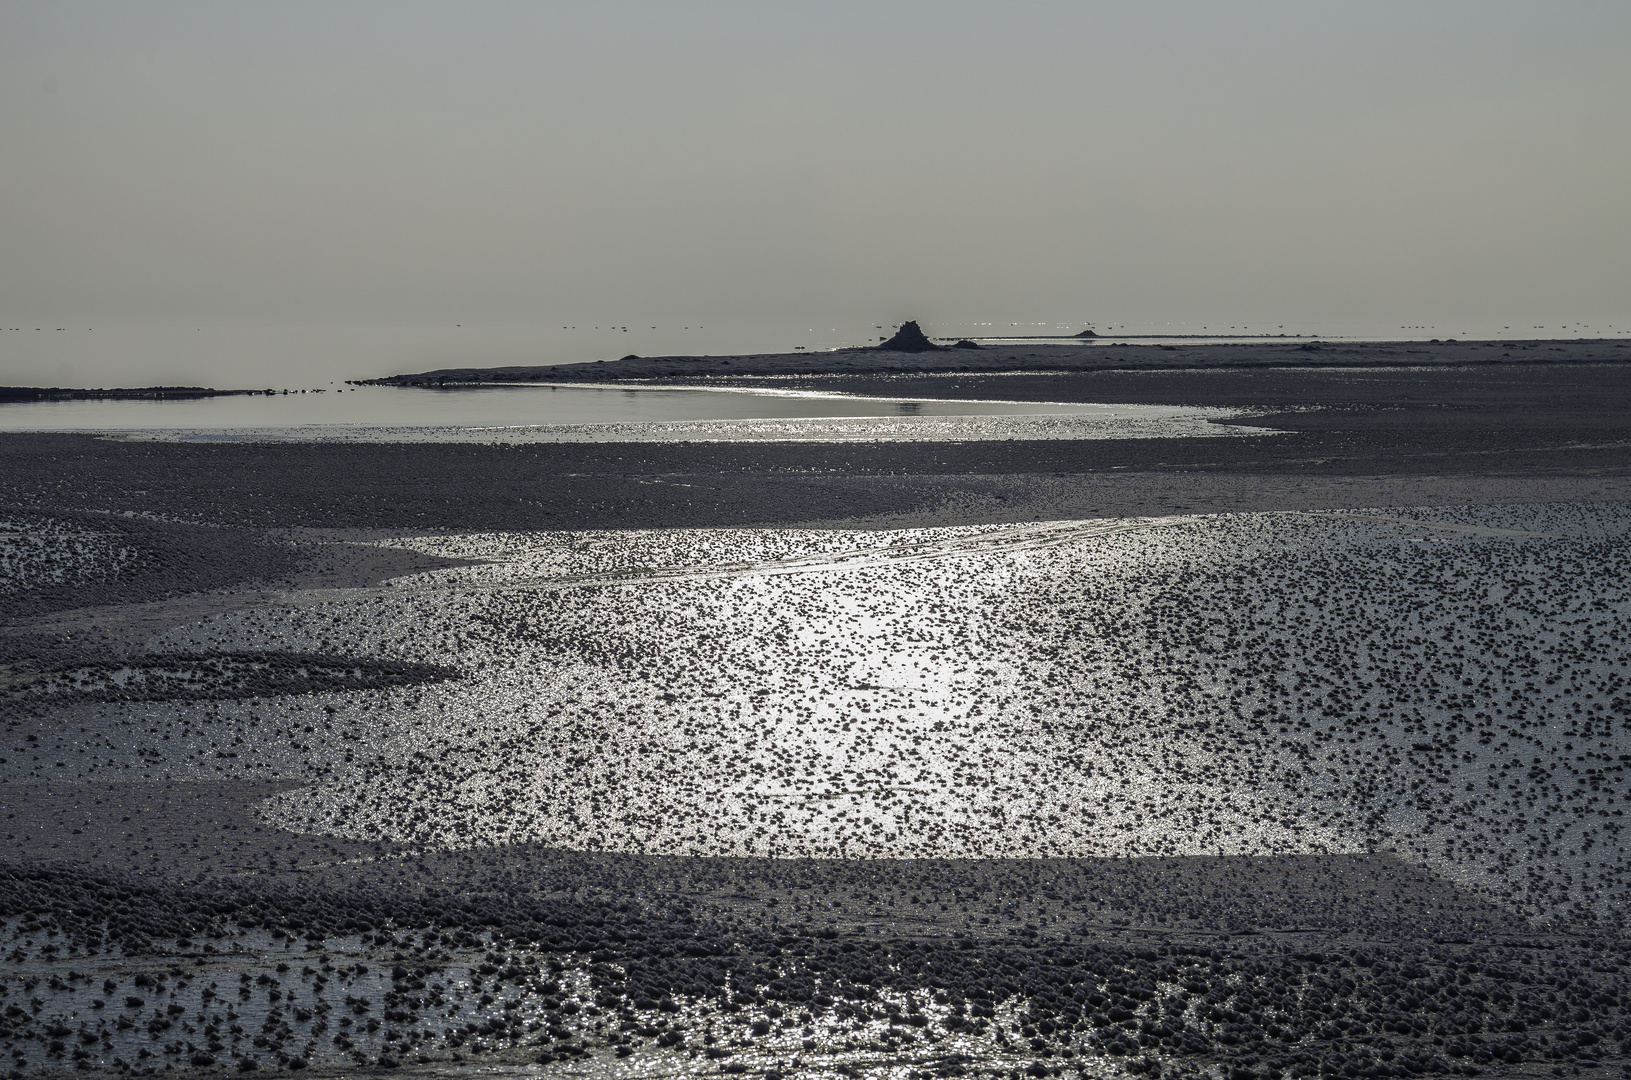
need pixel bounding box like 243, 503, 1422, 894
3, 1, 1629, 383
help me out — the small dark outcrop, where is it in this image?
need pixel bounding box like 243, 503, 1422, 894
950, 339, 984, 350
877, 321, 943, 352
1074, 328, 1098, 338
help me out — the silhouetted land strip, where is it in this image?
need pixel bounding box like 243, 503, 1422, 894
0, 386, 264, 402
363, 337, 1631, 385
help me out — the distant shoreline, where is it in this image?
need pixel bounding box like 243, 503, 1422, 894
361, 337, 1631, 387
0, 386, 266, 402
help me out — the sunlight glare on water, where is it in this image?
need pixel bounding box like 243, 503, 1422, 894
0, 383, 1267, 442
19, 504, 1631, 926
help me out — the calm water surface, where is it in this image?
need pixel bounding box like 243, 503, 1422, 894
0, 383, 1262, 442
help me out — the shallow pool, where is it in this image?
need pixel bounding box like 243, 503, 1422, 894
0, 383, 1267, 443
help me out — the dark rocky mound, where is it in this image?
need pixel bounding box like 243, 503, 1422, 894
950, 339, 984, 350
877, 321, 943, 352
1074, 329, 1098, 338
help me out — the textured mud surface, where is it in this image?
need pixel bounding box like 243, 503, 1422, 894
33, 510, 1613, 912
4, 361, 1631, 1079
4, 853, 1626, 1080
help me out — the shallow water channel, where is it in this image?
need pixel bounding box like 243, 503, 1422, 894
0, 383, 1266, 443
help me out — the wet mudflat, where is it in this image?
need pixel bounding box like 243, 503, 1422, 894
5, 505, 1631, 1078
5, 359, 1631, 1080
11, 506, 1631, 913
